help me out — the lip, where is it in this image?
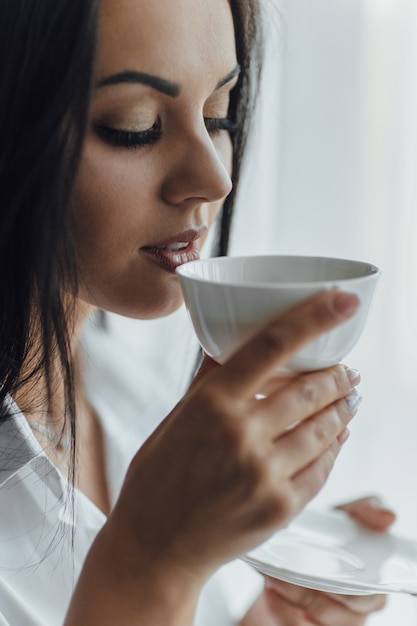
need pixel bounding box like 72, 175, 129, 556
140, 227, 207, 273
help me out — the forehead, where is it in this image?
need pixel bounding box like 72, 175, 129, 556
97, 0, 237, 84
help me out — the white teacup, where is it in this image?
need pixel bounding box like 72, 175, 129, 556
176, 255, 380, 371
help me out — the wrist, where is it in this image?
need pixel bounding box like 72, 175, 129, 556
66, 521, 204, 626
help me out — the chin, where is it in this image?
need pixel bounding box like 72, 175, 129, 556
104, 292, 185, 321
78, 276, 186, 320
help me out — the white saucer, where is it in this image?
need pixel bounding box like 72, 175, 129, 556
242, 508, 417, 595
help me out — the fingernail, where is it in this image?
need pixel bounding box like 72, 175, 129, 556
345, 388, 363, 412
337, 427, 350, 445
333, 292, 359, 317
344, 366, 361, 385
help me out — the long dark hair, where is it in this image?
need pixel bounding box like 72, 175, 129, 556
0, 0, 98, 472
218, 0, 263, 255
0, 0, 262, 461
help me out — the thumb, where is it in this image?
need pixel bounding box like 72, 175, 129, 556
335, 496, 396, 532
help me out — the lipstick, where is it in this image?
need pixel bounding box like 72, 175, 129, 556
141, 228, 206, 273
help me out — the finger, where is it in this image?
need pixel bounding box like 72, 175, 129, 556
256, 363, 360, 399
326, 592, 387, 614
255, 372, 297, 398
274, 394, 358, 477
289, 439, 344, 511
265, 579, 384, 625
262, 588, 306, 625
213, 290, 359, 400
335, 497, 396, 532
255, 364, 360, 437
241, 590, 305, 626
265, 581, 387, 616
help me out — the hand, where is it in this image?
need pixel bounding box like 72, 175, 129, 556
67, 290, 361, 625
241, 579, 386, 626
111, 291, 361, 574
241, 497, 395, 626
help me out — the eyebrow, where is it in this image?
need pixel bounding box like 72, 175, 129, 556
96, 71, 181, 97
95, 64, 241, 97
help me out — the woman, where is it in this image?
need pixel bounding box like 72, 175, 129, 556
0, 0, 390, 624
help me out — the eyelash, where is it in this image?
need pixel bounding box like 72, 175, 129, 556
95, 120, 162, 149
95, 116, 238, 149
204, 117, 238, 135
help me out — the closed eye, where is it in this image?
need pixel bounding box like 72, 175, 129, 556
94, 119, 162, 149
204, 117, 238, 135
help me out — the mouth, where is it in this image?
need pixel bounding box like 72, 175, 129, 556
141, 228, 207, 273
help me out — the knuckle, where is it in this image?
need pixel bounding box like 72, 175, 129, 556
198, 384, 247, 426
310, 409, 340, 445
295, 409, 343, 465
211, 432, 267, 500
274, 488, 296, 521
295, 379, 319, 406
331, 364, 350, 395
195, 383, 224, 412
296, 411, 337, 455
312, 418, 332, 445
257, 325, 295, 358
230, 438, 270, 498
294, 428, 316, 458
254, 483, 296, 528
297, 590, 317, 611
307, 295, 336, 326
193, 389, 252, 449
241, 450, 266, 488
293, 366, 350, 415
267, 489, 296, 526
314, 404, 349, 443
195, 391, 235, 433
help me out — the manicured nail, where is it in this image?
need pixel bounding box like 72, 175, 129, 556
337, 427, 350, 445
344, 366, 361, 385
333, 292, 359, 317
345, 389, 363, 412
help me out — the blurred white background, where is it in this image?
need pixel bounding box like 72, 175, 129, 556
83, 0, 417, 623
232, 1, 417, 621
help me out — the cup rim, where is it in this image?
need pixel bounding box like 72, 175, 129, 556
176, 254, 381, 289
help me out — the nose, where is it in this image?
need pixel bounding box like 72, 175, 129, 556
160, 128, 233, 207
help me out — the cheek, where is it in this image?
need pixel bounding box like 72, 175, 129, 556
70, 145, 154, 263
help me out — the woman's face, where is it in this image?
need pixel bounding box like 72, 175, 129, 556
71, 0, 237, 319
